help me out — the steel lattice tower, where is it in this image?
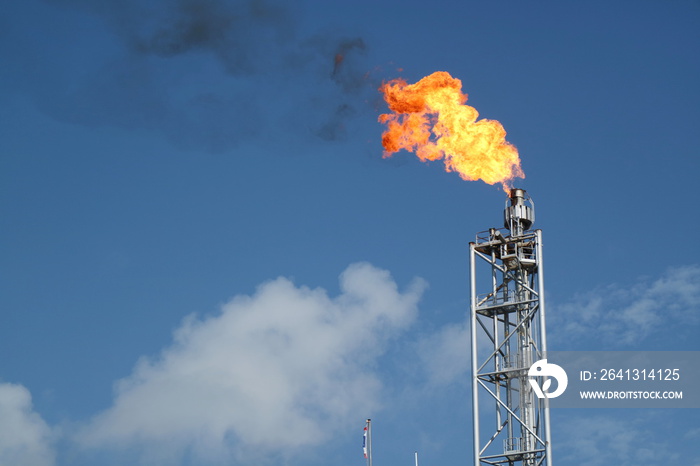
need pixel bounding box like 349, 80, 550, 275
469, 189, 552, 466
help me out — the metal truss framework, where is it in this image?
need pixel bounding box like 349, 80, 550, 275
470, 190, 552, 466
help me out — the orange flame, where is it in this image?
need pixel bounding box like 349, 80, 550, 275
379, 71, 524, 191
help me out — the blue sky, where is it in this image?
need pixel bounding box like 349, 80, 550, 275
1, 0, 699, 465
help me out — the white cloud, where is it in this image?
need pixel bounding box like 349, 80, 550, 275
417, 320, 470, 387
76, 262, 426, 464
550, 264, 700, 346
0, 383, 55, 466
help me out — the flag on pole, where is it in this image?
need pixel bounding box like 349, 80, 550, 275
363, 418, 372, 465
363, 425, 368, 458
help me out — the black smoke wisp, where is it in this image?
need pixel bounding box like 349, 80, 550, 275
28, 0, 380, 150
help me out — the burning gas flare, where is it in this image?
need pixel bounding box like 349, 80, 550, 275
379, 71, 524, 191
